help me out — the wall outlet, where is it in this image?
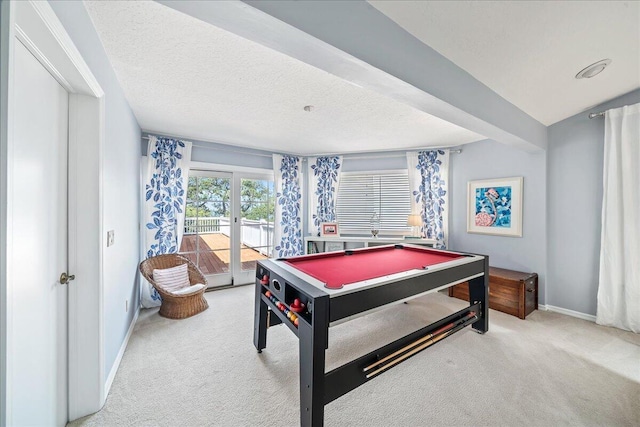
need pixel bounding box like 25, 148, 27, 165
107, 230, 114, 247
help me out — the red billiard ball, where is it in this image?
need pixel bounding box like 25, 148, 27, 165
265, 291, 272, 298
294, 318, 299, 327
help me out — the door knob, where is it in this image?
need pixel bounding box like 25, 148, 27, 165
60, 272, 75, 285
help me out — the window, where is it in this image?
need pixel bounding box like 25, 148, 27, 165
336, 171, 411, 235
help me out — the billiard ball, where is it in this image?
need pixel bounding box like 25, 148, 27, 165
265, 290, 271, 298
294, 318, 299, 327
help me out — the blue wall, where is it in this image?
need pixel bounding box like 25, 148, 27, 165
449, 140, 547, 302
341, 152, 408, 172
49, 1, 142, 381
141, 134, 273, 170
547, 89, 640, 315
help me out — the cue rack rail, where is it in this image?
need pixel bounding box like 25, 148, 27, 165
259, 281, 482, 405
323, 303, 481, 405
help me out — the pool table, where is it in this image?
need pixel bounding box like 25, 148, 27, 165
253, 244, 488, 426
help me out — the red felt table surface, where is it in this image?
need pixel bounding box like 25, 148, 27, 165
285, 246, 464, 289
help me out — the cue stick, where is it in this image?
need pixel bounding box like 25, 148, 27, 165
363, 311, 476, 373
364, 314, 478, 379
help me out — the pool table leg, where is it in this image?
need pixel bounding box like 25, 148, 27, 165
468, 257, 489, 334
298, 296, 329, 427
253, 284, 268, 352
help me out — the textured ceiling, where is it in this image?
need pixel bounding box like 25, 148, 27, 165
370, 1, 640, 126
84, 0, 483, 155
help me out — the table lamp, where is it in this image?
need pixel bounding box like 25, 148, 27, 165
407, 214, 421, 238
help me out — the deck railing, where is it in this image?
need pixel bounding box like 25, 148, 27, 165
184, 217, 274, 256
184, 217, 221, 233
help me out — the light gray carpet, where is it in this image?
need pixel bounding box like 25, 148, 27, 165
69, 286, 640, 427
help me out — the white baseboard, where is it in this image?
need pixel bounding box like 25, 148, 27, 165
104, 307, 139, 396
538, 304, 596, 323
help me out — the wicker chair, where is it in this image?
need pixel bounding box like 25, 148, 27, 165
139, 254, 209, 319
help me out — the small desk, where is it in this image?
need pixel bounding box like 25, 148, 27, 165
254, 244, 488, 426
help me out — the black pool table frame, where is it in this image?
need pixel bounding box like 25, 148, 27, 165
253, 247, 489, 426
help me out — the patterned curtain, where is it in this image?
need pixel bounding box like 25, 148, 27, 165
407, 150, 450, 249
308, 156, 343, 235
142, 136, 192, 308
273, 154, 303, 257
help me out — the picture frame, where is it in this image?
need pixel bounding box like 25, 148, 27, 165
467, 177, 523, 237
320, 222, 340, 237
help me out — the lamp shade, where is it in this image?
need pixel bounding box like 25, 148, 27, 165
407, 214, 421, 226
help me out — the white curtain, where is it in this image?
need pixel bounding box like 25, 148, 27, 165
596, 103, 640, 332
308, 156, 343, 235
273, 154, 303, 257
141, 136, 192, 308
407, 150, 450, 248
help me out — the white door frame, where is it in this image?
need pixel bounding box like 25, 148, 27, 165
1, 1, 106, 424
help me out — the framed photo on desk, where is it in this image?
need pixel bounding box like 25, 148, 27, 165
320, 222, 339, 237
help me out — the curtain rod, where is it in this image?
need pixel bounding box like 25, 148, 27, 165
589, 111, 605, 119
142, 135, 274, 158
142, 135, 462, 158
341, 149, 461, 161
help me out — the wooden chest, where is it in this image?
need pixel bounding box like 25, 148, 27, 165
448, 267, 538, 319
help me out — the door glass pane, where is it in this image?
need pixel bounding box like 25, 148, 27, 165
240, 178, 274, 272
181, 175, 232, 276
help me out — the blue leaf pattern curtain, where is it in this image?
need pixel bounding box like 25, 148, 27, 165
407, 150, 450, 248
142, 136, 192, 308
308, 156, 342, 235
273, 154, 303, 257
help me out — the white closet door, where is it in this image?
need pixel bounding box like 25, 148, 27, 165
11, 40, 69, 426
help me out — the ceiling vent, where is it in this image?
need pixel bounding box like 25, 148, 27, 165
575, 59, 612, 79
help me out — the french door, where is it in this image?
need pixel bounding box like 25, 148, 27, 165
181, 170, 274, 287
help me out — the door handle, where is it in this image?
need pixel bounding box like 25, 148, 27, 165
60, 272, 75, 285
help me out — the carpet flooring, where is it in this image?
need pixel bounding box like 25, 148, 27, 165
69, 286, 640, 427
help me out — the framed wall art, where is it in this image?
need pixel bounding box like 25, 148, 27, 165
467, 177, 523, 237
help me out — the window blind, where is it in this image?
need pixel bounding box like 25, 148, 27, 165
336, 172, 411, 234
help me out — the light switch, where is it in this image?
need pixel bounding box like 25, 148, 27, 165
107, 230, 115, 247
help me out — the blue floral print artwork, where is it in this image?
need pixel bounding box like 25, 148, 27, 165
474, 186, 512, 228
